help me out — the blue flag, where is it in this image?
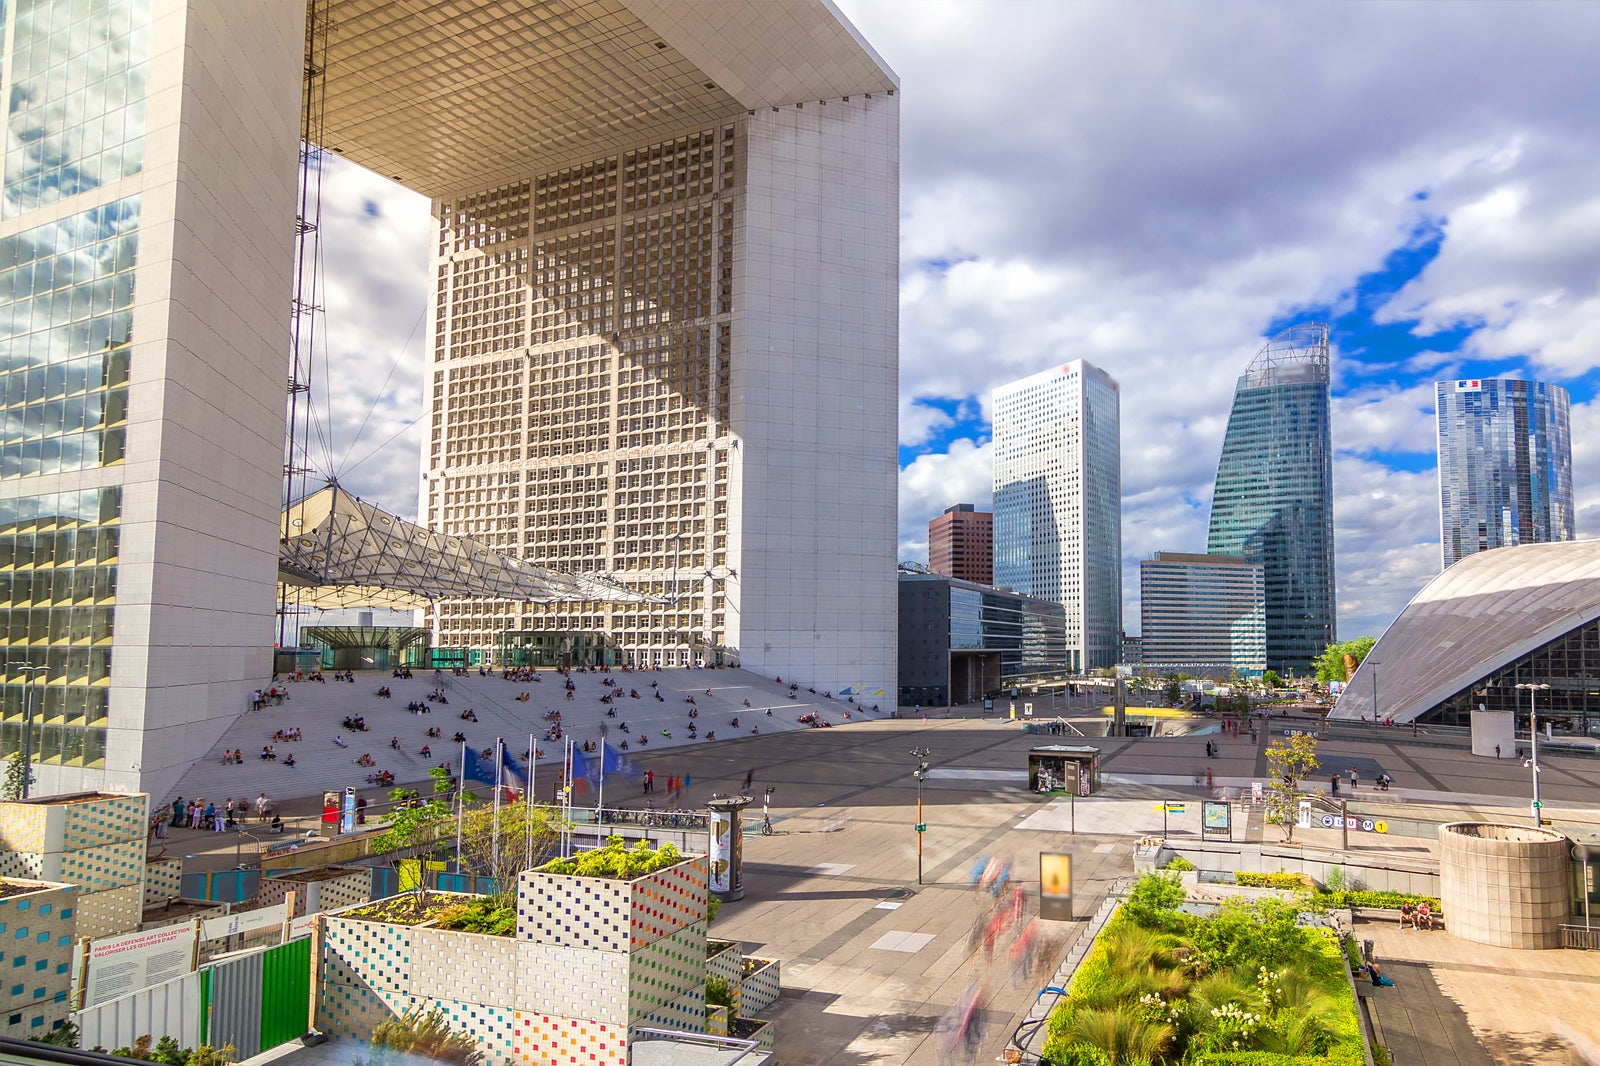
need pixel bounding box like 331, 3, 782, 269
498, 745, 527, 789
570, 746, 596, 785
601, 742, 637, 780
463, 745, 497, 788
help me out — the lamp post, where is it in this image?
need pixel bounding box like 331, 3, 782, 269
6, 662, 47, 799
1516, 682, 1550, 826
910, 748, 930, 885
1368, 660, 1380, 726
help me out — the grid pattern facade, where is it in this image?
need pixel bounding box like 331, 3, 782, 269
992, 361, 1121, 672
1206, 327, 1334, 676
1139, 552, 1266, 677
928, 505, 993, 585
425, 127, 738, 667
0, 882, 76, 1039
1436, 378, 1573, 570
1422, 616, 1600, 734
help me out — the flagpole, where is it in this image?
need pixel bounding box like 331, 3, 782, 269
525, 732, 536, 871
455, 740, 466, 873
596, 750, 605, 847
562, 737, 573, 858
492, 738, 504, 885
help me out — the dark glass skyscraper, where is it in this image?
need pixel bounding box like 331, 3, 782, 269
1435, 378, 1572, 569
1206, 324, 1335, 676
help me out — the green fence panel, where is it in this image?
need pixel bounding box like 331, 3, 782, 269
258, 937, 312, 1050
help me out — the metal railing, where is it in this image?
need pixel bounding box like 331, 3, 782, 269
1561, 924, 1600, 951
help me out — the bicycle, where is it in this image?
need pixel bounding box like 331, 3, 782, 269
760, 812, 773, 836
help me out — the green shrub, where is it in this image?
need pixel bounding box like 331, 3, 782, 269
432, 897, 515, 937
1233, 871, 1315, 890
369, 1007, 482, 1066
1164, 856, 1196, 872
537, 837, 684, 879
1320, 889, 1441, 913
1123, 871, 1185, 928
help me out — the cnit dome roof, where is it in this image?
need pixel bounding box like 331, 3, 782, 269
1330, 539, 1600, 724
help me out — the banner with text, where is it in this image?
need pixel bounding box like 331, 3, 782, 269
84, 924, 197, 1007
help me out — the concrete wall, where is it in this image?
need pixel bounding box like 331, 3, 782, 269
1439, 822, 1570, 949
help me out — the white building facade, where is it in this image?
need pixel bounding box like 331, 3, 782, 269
1138, 552, 1266, 678
0, 0, 900, 801
992, 361, 1122, 672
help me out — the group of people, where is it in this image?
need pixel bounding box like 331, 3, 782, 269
1397, 901, 1436, 929
340, 714, 370, 732
170, 793, 275, 830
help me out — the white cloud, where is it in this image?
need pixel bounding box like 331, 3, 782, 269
897, 438, 994, 560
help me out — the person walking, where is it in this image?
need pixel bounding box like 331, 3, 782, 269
171, 796, 185, 828
1329, 774, 1340, 797
224, 798, 235, 829
256, 793, 270, 823
644, 769, 654, 794
189, 800, 204, 829
743, 767, 754, 791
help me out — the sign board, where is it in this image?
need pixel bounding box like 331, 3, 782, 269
1039, 852, 1073, 921
288, 913, 319, 941
1024, 703, 1034, 717
341, 786, 357, 834
1318, 814, 1388, 834
1155, 802, 1186, 814
1202, 800, 1231, 839
1251, 781, 1264, 804
84, 923, 197, 1007
201, 902, 288, 942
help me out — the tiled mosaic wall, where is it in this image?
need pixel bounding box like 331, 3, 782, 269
738, 959, 781, 1018
1, 794, 149, 940
142, 859, 183, 908
260, 869, 370, 917
74, 883, 143, 939
0, 883, 77, 1039
61, 795, 148, 850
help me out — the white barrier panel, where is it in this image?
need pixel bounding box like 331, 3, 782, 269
201, 903, 287, 942
75, 971, 203, 1052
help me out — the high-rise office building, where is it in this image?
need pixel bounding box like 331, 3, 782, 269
1436, 378, 1573, 569
1206, 324, 1334, 677
992, 361, 1121, 672
928, 504, 993, 585
0, 1, 899, 801
1139, 552, 1266, 678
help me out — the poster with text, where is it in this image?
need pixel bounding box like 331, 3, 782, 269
1039, 852, 1073, 921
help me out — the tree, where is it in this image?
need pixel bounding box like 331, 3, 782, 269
1262, 670, 1282, 688
3, 750, 33, 801
1312, 637, 1376, 684
457, 802, 564, 904
1263, 731, 1319, 842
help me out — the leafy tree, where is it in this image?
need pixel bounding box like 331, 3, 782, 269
1262, 669, 1282, 688
1312, 637, 1376, 684
3, 750, 33, 801
1264, 731, 1319, 842
456, 801, 563, 904
368, 1007, 482, 1066
372, 767, 469, 854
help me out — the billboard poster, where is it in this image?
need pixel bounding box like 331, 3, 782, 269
1039, 852, 1073, 921
708, 807, 733, 893
85, 924, 197, 1006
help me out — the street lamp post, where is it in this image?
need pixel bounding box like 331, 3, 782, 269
6, 662, 47, 799
1368, 660, 1380, 726
1516, 682, 1550, 826
911, 747, 930, 885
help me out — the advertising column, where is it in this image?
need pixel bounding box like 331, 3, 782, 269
705, 795, 753, 901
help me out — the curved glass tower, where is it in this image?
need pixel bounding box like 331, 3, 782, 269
1206, 324, 1335, 676
1436, 378, 1572, 569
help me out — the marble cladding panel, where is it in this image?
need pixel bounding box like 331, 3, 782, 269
513, 1012, 627, 1066
512, 940, 629, 1025
73, 884, 142, 939
627, 921, 708, 1027
61, 795, 148, 850
407, 926, 519, 1008
142, 859, 184, 908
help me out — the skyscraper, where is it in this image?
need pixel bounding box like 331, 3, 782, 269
1436, 378, 1573, 569
0, 1, 900, 800
992, 361, 1121, 672
1139, 552, 1266, 678
928, 504, 993, 585
1206, 324, 1334, 676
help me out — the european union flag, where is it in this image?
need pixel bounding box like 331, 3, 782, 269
463, 745, 497, 788
601, 742, 637, 780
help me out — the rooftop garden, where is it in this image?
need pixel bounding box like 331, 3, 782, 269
537, 836, 684, 878
1044, 872, 1366, 1065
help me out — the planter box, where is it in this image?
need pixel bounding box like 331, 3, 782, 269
0, 879, 78, 1040
732, 1018, 775, 1055
706, 939, 742, 986
318, 856, 715, 1066
737, 959, 781, 1017
706, 1004, 730, 1037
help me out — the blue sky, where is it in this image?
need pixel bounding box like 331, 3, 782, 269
314, 1, 1600, 647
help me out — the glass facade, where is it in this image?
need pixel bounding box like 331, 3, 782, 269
1138, 552, 1265, 677
0, 0, 149, 771
4, 0, 151, 216
1424, 617, 1600, 736
948, 585, 1071, 677
992, 361, 1122, 671
1436, 378, 1573, 570
1207, 324, 1334, 677
0, 487, 119, 769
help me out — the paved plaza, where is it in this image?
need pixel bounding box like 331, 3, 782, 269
199, 680, 1600, 1065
